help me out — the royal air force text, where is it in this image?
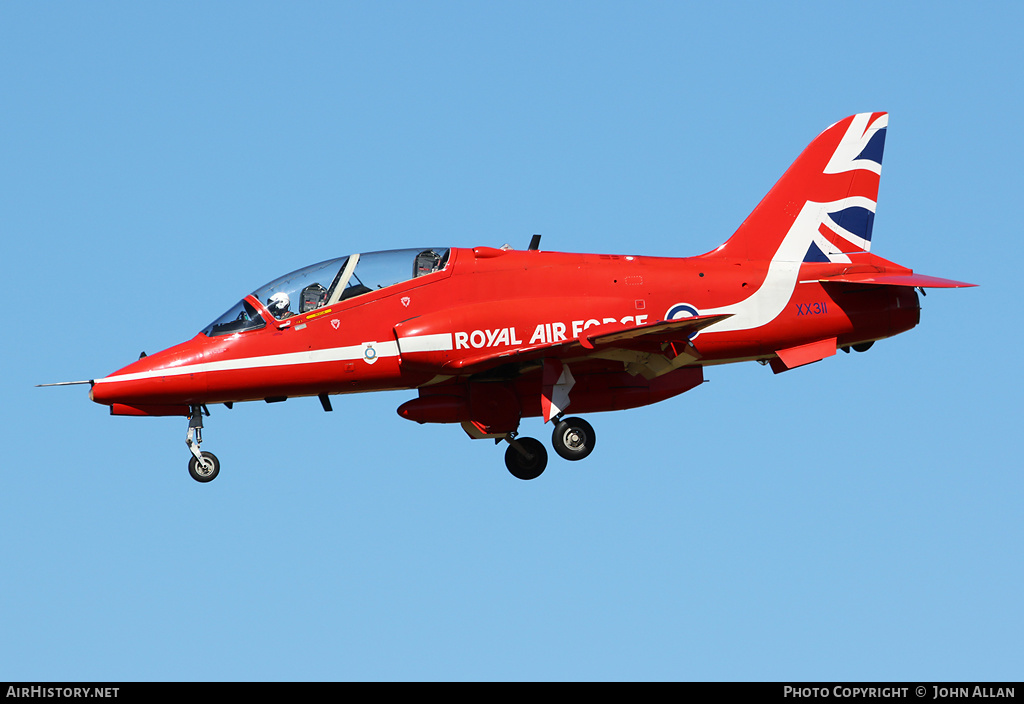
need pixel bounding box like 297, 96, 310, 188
454, 316, 649, 350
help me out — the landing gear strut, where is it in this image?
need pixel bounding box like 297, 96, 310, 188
186, 406, 220, 483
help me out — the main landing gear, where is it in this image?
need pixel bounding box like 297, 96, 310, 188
502, 416, 596, 481
186, 406, 220, 483
504, 436, 548, 480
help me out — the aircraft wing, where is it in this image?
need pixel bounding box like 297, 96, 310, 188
578, 313, 732, 349
441, 313, 732, 374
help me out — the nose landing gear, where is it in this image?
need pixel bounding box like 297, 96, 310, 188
186, 406, 220, 483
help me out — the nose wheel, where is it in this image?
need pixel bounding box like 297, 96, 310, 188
186, 406, 220, 483
188, 451, 220, 483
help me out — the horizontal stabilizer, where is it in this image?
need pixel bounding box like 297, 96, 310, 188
815, 272, 976, 288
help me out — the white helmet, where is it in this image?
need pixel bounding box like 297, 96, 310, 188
267, 291, 291, 317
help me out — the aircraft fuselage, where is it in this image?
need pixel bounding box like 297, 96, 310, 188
90, 245, 920, 415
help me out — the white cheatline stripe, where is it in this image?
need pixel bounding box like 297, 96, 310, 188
699, 202, 811, 332
94, 333, 454, 386
395, 332, 453, 354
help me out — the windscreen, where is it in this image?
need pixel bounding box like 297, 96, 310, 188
200, 248, 450, 335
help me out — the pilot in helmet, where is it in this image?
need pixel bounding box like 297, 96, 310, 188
267, 291, 292, 318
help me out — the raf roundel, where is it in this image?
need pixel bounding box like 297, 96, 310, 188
666, 303, 699, 320
666, 303, 701, 339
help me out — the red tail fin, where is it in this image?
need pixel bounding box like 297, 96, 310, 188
706, 113, 888, 264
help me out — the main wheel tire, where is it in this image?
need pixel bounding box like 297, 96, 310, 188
504, 437, 548, 480
551, 417, 595, 461
188, 451, 220, 483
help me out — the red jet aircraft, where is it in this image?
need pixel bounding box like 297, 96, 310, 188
45, 112, 975, 482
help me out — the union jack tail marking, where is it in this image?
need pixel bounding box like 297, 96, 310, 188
707, 112, 888, 264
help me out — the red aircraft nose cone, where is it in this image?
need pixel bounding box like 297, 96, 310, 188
91, 337, 208, 407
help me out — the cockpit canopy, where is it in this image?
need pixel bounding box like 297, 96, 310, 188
202, 247, 450, 337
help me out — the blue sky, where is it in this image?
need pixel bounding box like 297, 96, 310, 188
1, 2, 1019, 681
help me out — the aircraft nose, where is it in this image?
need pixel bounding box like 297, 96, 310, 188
90, 337, 208, 407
